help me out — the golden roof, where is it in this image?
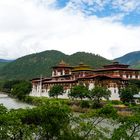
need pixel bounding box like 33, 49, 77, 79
52, 60, 72, 68
72, 62, 93, 71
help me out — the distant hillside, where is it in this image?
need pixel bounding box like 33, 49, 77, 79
132, 61, 140, 69
0, 59, 13, 62
0, 59, 14, 70
0, 50, 111, 80
115, 51, 140, 68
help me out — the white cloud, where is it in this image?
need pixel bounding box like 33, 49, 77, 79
0, 0, 140, 60
66, 0, 140, 14
112, 0, 140, 13
65, 0, 108, 14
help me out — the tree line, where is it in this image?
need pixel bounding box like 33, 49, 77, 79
0, 79, 139, 106
49, 80, 140, 106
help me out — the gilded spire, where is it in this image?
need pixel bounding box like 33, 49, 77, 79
59, 60, 66, 65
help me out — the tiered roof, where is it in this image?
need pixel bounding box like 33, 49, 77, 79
94, 62, 140, 72
72, 62, 93, 72
103, 61, 129, 68
52, 60, 72, 68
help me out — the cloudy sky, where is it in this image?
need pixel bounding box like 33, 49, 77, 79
0, 0, 140, 59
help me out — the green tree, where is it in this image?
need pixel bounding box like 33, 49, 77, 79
65, 105, 118, 140
119, 85, 139, 103
69, 84, 89, 100
49, 85, 64, 98
129, 79, 140, 89
11, 81, 32, 100
1, 80, 20, 93
112, 112, 140, 140
0, 101, 71, 140
89, 86, 111, 105
0, 104, 7, 115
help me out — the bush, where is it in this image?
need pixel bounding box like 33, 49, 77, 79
11, 81, 32, 100
0, 104, 7, 114
0, 80, 21, 93
0, 101, 71, 140
124, 102, 130, 106
92, 102, 103, 109
67, 100, 81, 106
80, 100, 90, 108
110, 100, 123, 105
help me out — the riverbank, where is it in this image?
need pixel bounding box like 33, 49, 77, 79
0, 92, 33, 109
1, 91, 138, 116
0, 93, 140, 139
21, 95, 138, 116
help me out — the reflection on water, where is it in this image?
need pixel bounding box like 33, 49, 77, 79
0, 92, 32, 109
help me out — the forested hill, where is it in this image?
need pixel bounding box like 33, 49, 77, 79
0, 50, 111, 80
115, 51, 140, 68
0, 59, 13, 70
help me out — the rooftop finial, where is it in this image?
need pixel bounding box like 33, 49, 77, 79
59, 60, 67, 65
113, 61, 119, 65
79, 62, 84, 65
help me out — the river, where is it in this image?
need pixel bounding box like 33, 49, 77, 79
0, 92, 32, 109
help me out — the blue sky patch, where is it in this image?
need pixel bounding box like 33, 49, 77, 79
123, 12, 140, 26
53, 0, 140, 26
55, 0, 69, 8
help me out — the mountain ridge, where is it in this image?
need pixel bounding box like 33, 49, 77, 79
0, 50, 111, 80
0, 59, 14, 62
115, 51, 140, 68
0, 50, 140, 80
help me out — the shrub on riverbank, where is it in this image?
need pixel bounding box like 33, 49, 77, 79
0, 80, 32, 101
24, 96, 71, 106
0, 80, 21, 93
11, 81, 32, 100
0, 102, 71, 140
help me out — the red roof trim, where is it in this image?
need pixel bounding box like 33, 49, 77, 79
94, 67, 140, 71
78, 74, 123, 80
43, 79, 77, 84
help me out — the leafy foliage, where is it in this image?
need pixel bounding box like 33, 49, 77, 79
89, 86, 111, 104
69, 84, 89, 99
0, 104, 7, 115
0, 50, 111, 80
129, 79, 140, 89
49, 85, 64, 98
98, 104, 118, 119
0, 101, 71, 140
68, 105, 118, 140
80, 100, 90, 108
11, 81, 32, 100
119, 85, 139, 103
0, 97, 140, 139
0, 80, 21, 93
112, 112, 140, 140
